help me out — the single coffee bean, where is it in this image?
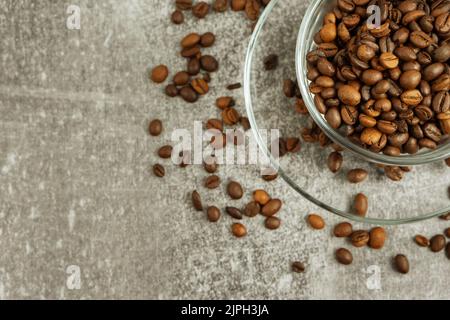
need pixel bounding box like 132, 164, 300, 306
261, 199, 282, 217
203, 156, 218, 174
334, 222, 353, 238
307, 214, 325, 230
207, 206, 221, 222
354, 193, 368, 217
317, 58, 336, 76
384, 166, 404, 181
351, 230, 370, 247
253, 190, 270, 205
401, 89, 423, 106
176, 0, 193, 10
226, 207, 243, 220
153, 164, 165, 178
200, 55, 219, 72
394, 255, 409, 274
286, 137, 301, 153
432, 43, 450, 63
241, 117, 251, 131
192, 1, 210, 18
151, 65, 169, 83
192, 190, 203, 211
227, 181, 243, 199
181, 33, 201, 48
245, 0, 260, 21
283, 79, 296, 97
265, 216, 281, 230
179, 86, 198, 103
200, 32, 215, 47
325, 107, 342, 129
264, 54, 279, 70
430, 234, 446, 252
419, 138, 437, 149
180, 45, 199, 57
423, 122, 442, 142
399, 70, 421, 89
347, 169, 368, 183
149, 119, 163, 136
173, 71, 190, 86
244, 201, 261, 217
171, 10, 184, 24
338, 85, 361, 106
204, 175, 221, 189
187, 58, 200, 75
423, 62, 445, 81
361, 69, 383, 86
222, 107, 240, 125
216, 96, 235, 110
379, 52, 399, 69
369, 227, 386, 249
292, 261, 306, 273
191, 78, 209, 95
410, 30, 434, 48
213, 0, 228, 12
327, 151, 343, 173
415, 235, 430, 247
395, 46, 417, 61
158, 145, 173, 159
432, 91, 450, 113
165, 84, 178, 97
336, 248, 353, 265
231, 223, 247, 238
320, 23, 337, 42
206, 118, 223, 132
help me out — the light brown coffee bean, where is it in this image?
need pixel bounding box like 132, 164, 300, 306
369, 227, 386, 249
204, 175, 221, 189
227, 181, 243, 199
351, 230, 370, 247
354, 193, 368, 216
379, 52, 399, 69
151, 65, 169, 83
347, 169, 368, 183
158, 145, 173, 159
149, 119, 162, 136
414, 235, 430, 247
253, 190, 270, 205
384, 166, 404, 181
261, 199, 282, 217
244, 201, 261, 217
307, 214, 325, 230
292, 261, 306, 273
338, 85, 361, 106
231, 223, 247, 238
207, 206, 221, 222
327, 151, 343, 173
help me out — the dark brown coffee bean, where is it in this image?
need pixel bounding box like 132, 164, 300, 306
351, 230, 370, 247
158, 145, 173, 159
226, 207, 243, 220
165, 84, 178, 97
432, 74, 450, 92
395, 46, 417, 61
151, 65, 169, 83
423, 63, 445, 81
327, 151, 343, 173
173, 71, 190, 86
338, 85, 361, 106
207, 206, 221, 222
283, 79, 296, 98
433, 44, 450, 63
430, 234, 446, 252
394, 254, 409, 274
347, 169, 368, 183
369, 227, 386, 249
204, 175, 221, 189
334, 222, 353, 238
265, 216, 281, 230
227, 181, 243, 199
187, 58, 200, 75
153, 164, 165, 178
262, 199, 282, 217
176, 0, 193, 10
245, 0, 260, 21
244, 201, 261, 217
433, 91, 450, 113
404, 137, 419, 154
354, 193, 368, 217
200, 55, 219, 72
336, 248, 353, 265
325, 107, 342, 129
240, 117, 251, 131
307, 214, 325, 230
292, 261, 306, 273
192, 1, 210, 18
317, 57, 336, 76
192, 190, 203, 211
171, 10, 184, 24
414, 235, 430, 247
200, 32, 215, 47
179, 86, 198, 103
423, 122, 442, 142
213, 0, 228, 12
286, 137, 301, 153
410, 30, 434, 48
231, 223, 247, 238
264, 54, 279, 70
149, 119, 162, 136
262, 173, 278, 181
435, 12, 450, 34
399, 70, 421, 89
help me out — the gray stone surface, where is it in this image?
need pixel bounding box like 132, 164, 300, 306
0, 0, 449, 300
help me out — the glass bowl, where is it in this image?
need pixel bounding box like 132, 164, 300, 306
244, 0, 450, 224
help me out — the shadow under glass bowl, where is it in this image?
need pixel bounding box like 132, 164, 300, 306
244, 0, 450, 225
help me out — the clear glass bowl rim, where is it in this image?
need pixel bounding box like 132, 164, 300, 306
243, 0, 450, 225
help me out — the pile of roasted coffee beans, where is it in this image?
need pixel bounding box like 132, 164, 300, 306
305, 0, 449, 159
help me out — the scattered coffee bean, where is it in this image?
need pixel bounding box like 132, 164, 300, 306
176, 0, 193, 10
336, 248, 353, 265
222, 107, 240, 125
445, 228, 450, 239
180, 86, 198, 103
227, 82, 242, 90
264, 54, 279, 70
187, 58, 201, 75
231, 223, 247, 238
244, 201, 261, 217
327, 151, 343, 173
253, 190, 270, 205
292, 261, 306, 273
414, 235, 430, 247
231, 0, 246, 11
165, 84, 178, 97
354, 193, 368, 217
286, 137, 301, 153
347, 169, 368, 183
204, 175, 221, 189
240, 117, 251, 131
151, 65, 169, 83
384, 166, 404, 181
200, 32, 215, 47
200, 55, 219, 72
351, 230, 370, 247
153, 164, 165, 178
216, 96, 235, 110
261, 199, 282, 217
369, 227, 386, 249
394, 254, 409, 274
149, 119, 162, 136
265, 216, 281, 230
207, 206, 221, 222
192, 1, 210, 19
158, 145, 173, 159
226, 207, 243, 220
192, 190, 203, 211
334, 222, 353, 238
307, 214, 325, 230
262, 173, 278, 181
171, 10, 184, 24
227, 181, 244, 199
430, 234, 446, 252
213, 0, 228, 12
203, 156, 218, 174
173, 71, 190, 86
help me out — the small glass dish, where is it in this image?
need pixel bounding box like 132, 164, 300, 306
244, 0, 450, 224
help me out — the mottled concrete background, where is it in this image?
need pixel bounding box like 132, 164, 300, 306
0, 0, 449, 300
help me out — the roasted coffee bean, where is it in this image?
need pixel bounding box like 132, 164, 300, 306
216, 96, 235, 110
283, 79, 296, 97
192, 1, 210, 18
231, 223, 247, 238
307, 214, 325, 230
179, 86, 198, 103
414, 235, 430, 247
320, 23, 337, 42
213, 0, 228, 12
341, 106, 358, 125
410, 31, 434, 48
359, 114, 377, 127
384, 166, 404, 181
261, 199, 282, 217
200, 32, 215, 47
430, 234, 446, 252
433, 44, 450, 63
351, 230, 370, 247
171, 10, 184, 24
245, 0, 260, 21
187, 58, 200, 75
227, 181, 243, 199
394, 254, 409, 274
265, 216, 281, 230
327, 151, 343, 173
347, 169, 368, 183
317, 58, 336, 77
336, 248, 353, 265
192, 190, 203, 211
222, 107, 240, 125
165, 84, 178, 97
158, 145, 173, 159
226, 207, 243, 220
292, 261, 306, 273
369, 227, 386, 249
395, 46, 417, 61
176, 0, 193, 10
253, 190, 270, 206
207, 206, 221, 222
149, 119, 162, 136
231, 0, 246, 11
173, 71, 190, 86
423, 122, 442, 142
206, 118, 223, 132
325, 107, 342, 129
153, 164, 165, 178
181, 45, 200, 58
191, 78, 209, 95
433, 91, 450, 113
264, 54, 279, 70
419, 137, 437, 149
399, 70, 421, 89
262, 173, 278, 181
338, 85, 361, 106
200, 55, 219, 72
244, 201, 261, 217
203, 156, 218, 174
151, 65, 169, 83
334, 222, 353, 238
424, 63, 445, 81
204, 175, 221, 189
181, 33, 201, 48
354, 193, 368, 217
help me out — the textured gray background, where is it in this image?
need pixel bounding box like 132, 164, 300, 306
0, 0, 449, 300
